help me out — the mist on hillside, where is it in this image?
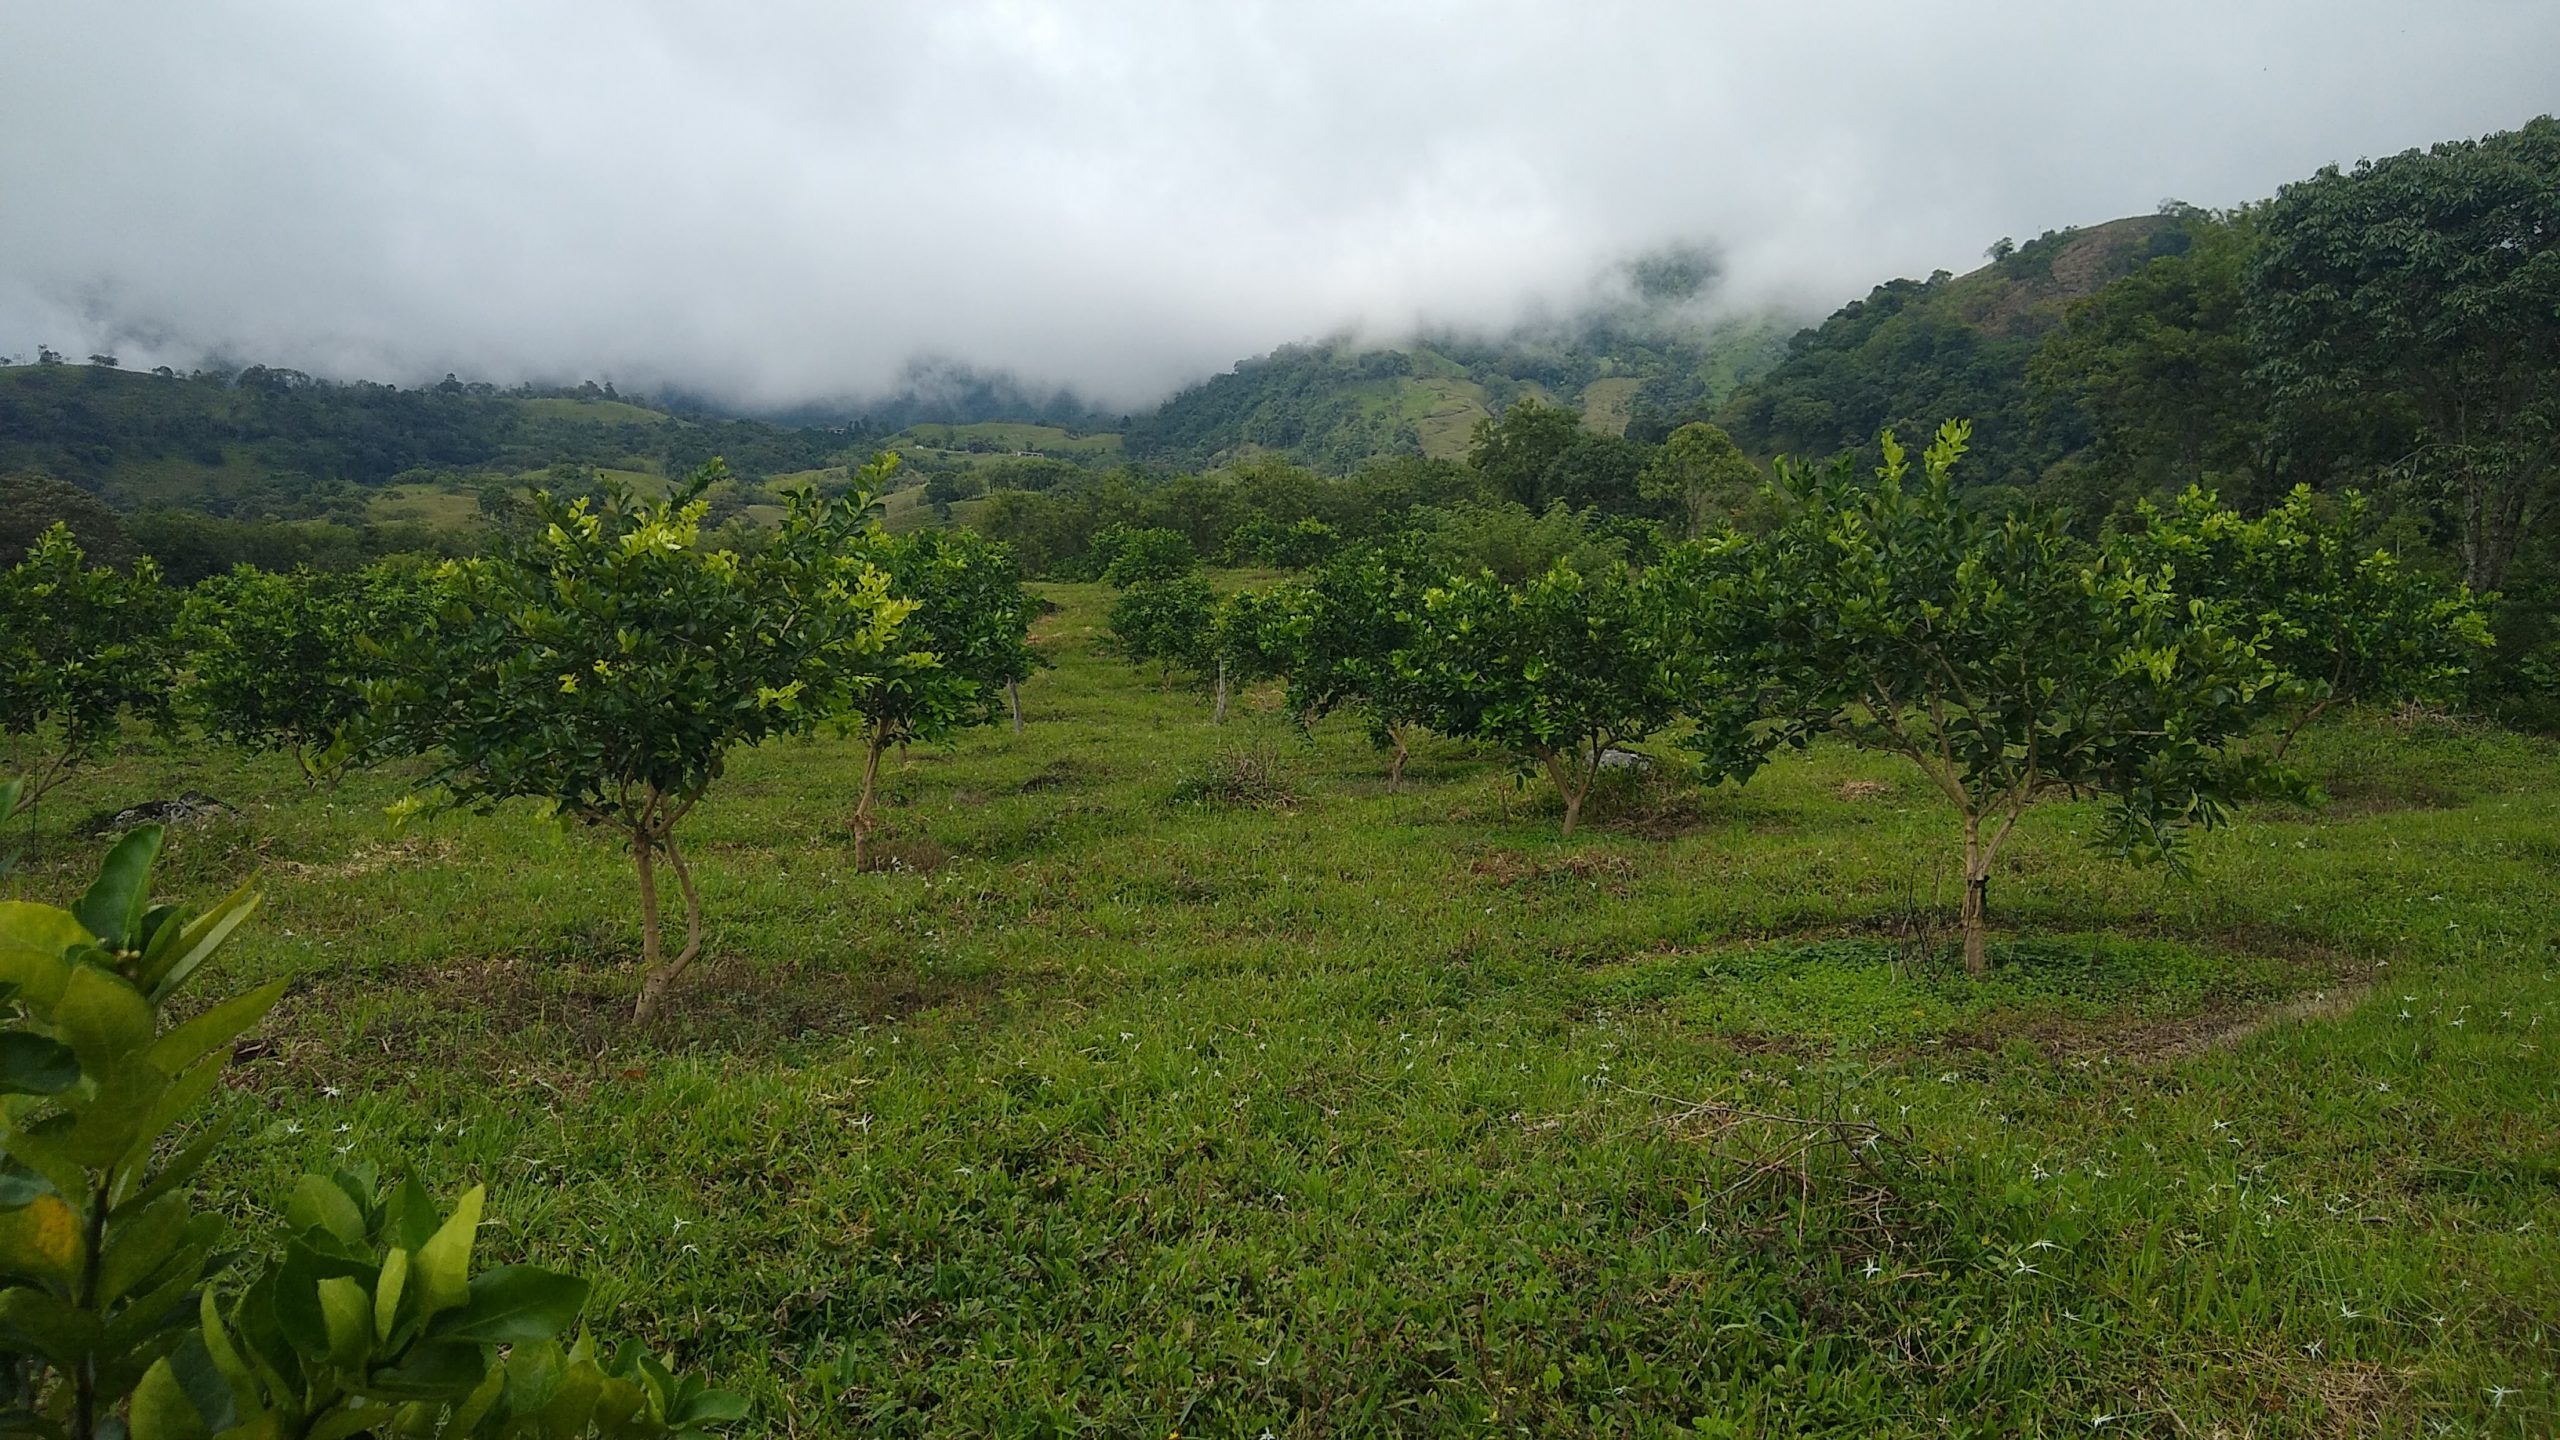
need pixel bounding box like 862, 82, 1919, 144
5, 3, 2557, 413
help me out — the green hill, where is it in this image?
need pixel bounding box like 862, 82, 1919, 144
1125, 316, 1792, 472
0, 363, 874, 522
1716, 214, 2189, 486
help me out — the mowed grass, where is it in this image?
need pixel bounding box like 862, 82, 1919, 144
7, 580, 2558, 1437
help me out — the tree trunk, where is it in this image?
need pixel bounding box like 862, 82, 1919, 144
632, 828, 666, 1022
633, 827, 705, 1025
1008, 679, 1023, 735
1959, 813, 1990, 978
1544, 747, 1590, 837
853, 721, 888, 870
1386, 728, 1408, 791
1213, 656, 1230, 724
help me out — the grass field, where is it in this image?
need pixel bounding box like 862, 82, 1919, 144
7, 579, 2557, 1437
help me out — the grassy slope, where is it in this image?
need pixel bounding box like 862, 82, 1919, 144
1578, 377, 1646, 436
8, 582, 2557, 1436
888, 422, 1127, 465
514, 396, 673, 426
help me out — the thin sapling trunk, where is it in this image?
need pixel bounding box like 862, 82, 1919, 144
631, 789, 707, 1023
853, 718, 889, 871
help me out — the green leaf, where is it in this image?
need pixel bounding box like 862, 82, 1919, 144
411, 1184, 484, 1322
73, 825, 164, 952
115, 1118, 232, 1216
107, 1051, 224, 1178
359, 1338, 490, 1402
0, 1032, 78, 1095
499, 1338, 566, 1420
380, 1171, 439, 1253
97, 1194, 195, 1305
50, 962, 155, 1068
287, 1174, 368, 1247
674, 1387, 752, 1425
142, 880, 261, 1004
143, 980, 285, 1076
374, 1246, 409, 1342
429, 1265, 589, 1346
0, 1286, 102, 1364
198, 1289, 255, 1397
128, 1355, 214, 1440
316, 1274, 372, 1369
306, 1401, 405, 1440
0, 901, 89, 1008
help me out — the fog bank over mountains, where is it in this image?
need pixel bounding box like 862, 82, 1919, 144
6, 2, 2557, 413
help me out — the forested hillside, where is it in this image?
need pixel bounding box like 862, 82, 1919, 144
0, 362, 874, 517
1716, 215, 2187, 488
1125, 317, 1790, 472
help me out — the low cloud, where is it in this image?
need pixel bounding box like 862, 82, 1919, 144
4, 2, 2553, 412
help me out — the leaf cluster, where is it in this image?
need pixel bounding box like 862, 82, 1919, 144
368, 463, 912, 831
180, 567, 425, 785
1699, 422, 2295, 869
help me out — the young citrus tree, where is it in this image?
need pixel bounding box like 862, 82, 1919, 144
370, 464, 911, 1023
1203, 585, 1296, 725
1400, 558, 1701, 836
1108, 574, 1217, 693
2115, 484, 2492, 757
180, 563, 422, 786
0, 526, 179, 813
1263, 544, 1435, 786
842, 527, 1038, 867
1693, 421, 2291, 975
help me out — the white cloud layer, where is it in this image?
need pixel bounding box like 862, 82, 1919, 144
4, 1, 2555, 410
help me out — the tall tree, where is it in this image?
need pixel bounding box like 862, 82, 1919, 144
2248, 116, 2560, 592
1466, 398, 1588, 509
2028, 214, 2266, 508
1638, 422, 1762, 539
0, 472, 133, 569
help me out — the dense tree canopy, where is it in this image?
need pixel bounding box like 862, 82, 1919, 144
2247, 115, 2560, 592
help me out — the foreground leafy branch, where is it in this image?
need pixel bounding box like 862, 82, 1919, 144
0, 823, 745, 1439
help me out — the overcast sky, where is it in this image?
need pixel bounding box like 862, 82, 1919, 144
3, 2, 2554, 411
